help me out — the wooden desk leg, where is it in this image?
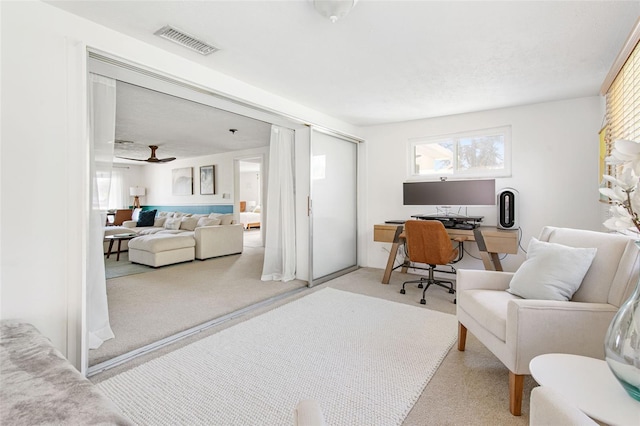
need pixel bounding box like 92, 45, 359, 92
490, 252, 503, 271
106, 240, 114, 259
382, 242, 400, 284
479, 252, 504, 271
116, 239, 123, 261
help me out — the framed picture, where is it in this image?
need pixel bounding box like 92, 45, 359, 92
200, 165, 216, 195
172, 167, 193, 195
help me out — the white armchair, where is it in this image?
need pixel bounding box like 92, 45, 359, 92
456, 226, 639, 416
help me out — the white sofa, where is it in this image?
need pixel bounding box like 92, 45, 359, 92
103, 211, 243, 264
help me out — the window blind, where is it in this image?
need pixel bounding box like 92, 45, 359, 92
604, 40, 640, 176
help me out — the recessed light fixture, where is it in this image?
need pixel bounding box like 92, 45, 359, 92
313, 0, 358, 23
154, 25, 219, 56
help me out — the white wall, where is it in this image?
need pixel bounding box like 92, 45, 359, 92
137, 146, 268, 208
239, 171, 260, 207
362, 96, 605, 273
0, 1, 358, 366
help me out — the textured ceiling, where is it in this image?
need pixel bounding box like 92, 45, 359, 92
48, 0, 639, 161
114, 82, 272, 163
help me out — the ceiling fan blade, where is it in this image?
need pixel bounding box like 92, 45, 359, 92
116, 156, 149, 162
116, 145, 175, 163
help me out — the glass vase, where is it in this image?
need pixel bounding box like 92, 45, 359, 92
604, 269, 640, 401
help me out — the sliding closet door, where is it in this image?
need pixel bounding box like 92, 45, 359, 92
309, 129, 358, 286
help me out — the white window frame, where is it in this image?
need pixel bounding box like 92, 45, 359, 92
407, 126, 512, 180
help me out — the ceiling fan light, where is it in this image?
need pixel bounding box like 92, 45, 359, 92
313, 0, 357, 23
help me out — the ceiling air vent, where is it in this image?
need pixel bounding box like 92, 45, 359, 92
154, 25, 219, 56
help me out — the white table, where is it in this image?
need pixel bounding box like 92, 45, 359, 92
530, 354, 640, 426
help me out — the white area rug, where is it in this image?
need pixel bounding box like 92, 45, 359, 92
97, 288, 457, 425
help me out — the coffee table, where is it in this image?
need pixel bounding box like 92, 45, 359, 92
530, 353, 640, 425
105, 234, 137, 261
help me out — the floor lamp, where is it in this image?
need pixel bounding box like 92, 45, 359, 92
130, 187, 145, 209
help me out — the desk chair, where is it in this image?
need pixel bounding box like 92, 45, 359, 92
400, 220, 462, 304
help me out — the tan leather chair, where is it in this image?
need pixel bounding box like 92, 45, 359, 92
457, 226, 639, 416
113, 209, 133, 226
400, 220, 462, 304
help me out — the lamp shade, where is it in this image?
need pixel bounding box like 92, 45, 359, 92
130, 187, 146, 197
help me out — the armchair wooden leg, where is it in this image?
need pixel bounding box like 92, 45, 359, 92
457, 322, 467, 351
509, 371, 524, 416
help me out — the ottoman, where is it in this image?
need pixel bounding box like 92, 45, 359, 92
128, 234, 195, 267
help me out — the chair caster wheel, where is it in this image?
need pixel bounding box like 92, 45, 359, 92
449, 289, 455, 294
400, 289, 405, 294
418, 283, 424, 288
453, 299, 457, 304
420, 299, 426, 305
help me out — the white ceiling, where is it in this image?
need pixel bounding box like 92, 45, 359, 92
114, 82, 272, 162
49, 1, 639, 148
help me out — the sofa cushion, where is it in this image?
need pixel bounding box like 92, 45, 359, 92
137, 209, 157, 227
154, 217, 167, 227
157, 211, 174, 218
137, 227, 165, 236
197, 217, 221, 227
180, 216, 199, 231
129, 234, 195, 252
218, 214, 234, 226
507, 238, 597, 301
164, 218, 181, 230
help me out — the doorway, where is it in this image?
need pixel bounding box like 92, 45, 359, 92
87, 53, 306, 374
236, 157, 264, 248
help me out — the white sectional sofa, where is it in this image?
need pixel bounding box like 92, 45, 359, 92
103, 210, 243, 266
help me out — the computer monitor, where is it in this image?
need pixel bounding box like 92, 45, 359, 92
402, 179, 496, 206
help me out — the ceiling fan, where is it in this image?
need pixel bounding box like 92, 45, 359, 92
117, 145, 176, 163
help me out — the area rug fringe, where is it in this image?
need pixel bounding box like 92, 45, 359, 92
97, 288, 457, 425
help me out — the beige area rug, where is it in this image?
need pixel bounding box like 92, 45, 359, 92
97, 288, 458, 426
91, 245, 306, 366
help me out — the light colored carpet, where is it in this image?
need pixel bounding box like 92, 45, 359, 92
92, 267, 535, 425
91, 245, 307, 366
97, 288, 458, 426
104, 251, 152, 279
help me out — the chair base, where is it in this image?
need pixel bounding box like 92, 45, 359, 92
401, 266, 455, 304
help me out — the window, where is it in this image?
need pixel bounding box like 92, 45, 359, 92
603, 39, 639, 180
408, 126, 511, 179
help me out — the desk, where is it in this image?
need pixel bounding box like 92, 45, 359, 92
530, 354, 640, 426
373, 224, 518, 284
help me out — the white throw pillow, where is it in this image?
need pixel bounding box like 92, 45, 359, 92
507, 238, 597, 301
252, 205, 261, 213
164, 218, 181, 230
131, 208, 142, 221
196, 217, 221, 227
180, 216, 199, 231
154, 217, 167, 227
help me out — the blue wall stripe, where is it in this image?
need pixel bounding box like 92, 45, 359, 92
141, 205, 234, 214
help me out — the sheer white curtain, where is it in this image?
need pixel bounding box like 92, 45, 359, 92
261, 126, 296, 282
108, 169, 127, 209
88, 73, 116, 349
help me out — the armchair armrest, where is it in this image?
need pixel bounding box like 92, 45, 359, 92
456, 269, 515, 292
506, 299, 619, 373
122, 220, 137, 228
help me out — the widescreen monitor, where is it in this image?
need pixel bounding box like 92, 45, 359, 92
403, 179, 496, 206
